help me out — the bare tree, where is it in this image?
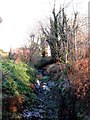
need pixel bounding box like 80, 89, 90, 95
41, 3, 78, 63
25, 31, 49, 64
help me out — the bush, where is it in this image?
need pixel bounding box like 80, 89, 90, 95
0, 58, 36, 119
1, 58, 35, 96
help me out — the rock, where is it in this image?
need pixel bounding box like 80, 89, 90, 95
42, 83, 50, 91
32, 111, 41, 118
22, 110, 32, 118
47, 81, 56, 88
22, 110, 41, 119
58, 78, 70, 91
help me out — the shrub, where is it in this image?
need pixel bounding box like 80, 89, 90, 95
1, 58, 35, 96
0, 58, 36, 119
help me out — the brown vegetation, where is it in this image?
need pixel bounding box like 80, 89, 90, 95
3, 96, 24, 113
68, 58, 90, 98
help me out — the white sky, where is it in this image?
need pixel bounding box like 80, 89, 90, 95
0, 0, 89, 52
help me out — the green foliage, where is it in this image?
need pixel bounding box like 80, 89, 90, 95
34, 57, 53, 69
35, 57, 48, 68
38, 76, 50, 83
1, 58, 35, 96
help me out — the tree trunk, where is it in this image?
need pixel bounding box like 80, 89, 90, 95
49, 43, 59, 62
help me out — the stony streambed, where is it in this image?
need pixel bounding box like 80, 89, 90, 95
23, 66, 69, 120
22, 68, 60, 120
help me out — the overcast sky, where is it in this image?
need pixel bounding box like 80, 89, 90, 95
0, 0, 89, 52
